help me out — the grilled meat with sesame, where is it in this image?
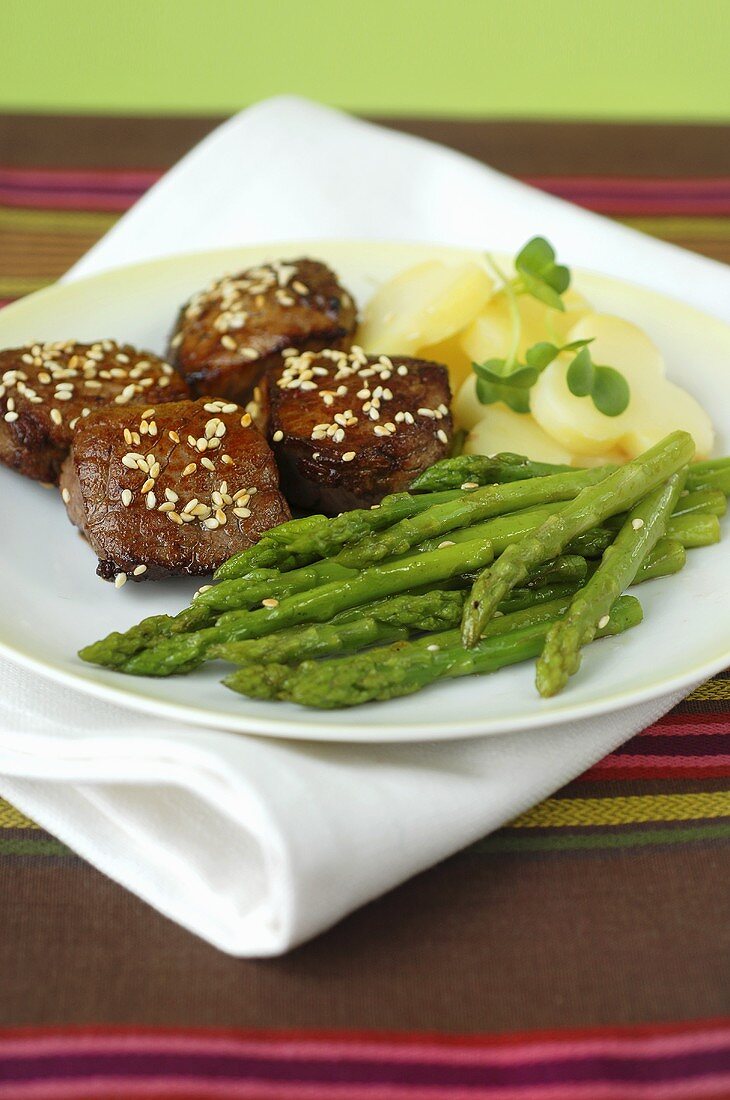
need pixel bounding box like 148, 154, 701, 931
59, 398, 291, 582
168, 259, 357, 404
0, 340, 189, 484
260, 348, 453, 513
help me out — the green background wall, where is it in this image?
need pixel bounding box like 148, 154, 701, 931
2, 0, 729, 119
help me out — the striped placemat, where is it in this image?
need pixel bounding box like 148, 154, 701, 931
0, 119, 728, 1099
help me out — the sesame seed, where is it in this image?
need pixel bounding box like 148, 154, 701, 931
461, 481, 479, 490
146, 491, 156, 509
201, 456, 216, 471
221, 335, 237, 350
632, 518, 645, 530
222, 403, 238, 414
167, 511, 183, 525
203, 517, 219, 530
4, 411, 18, 423
121, 489, 133, 506
182, 462, 197, 476
121, 454, 138, 469
133, 564, 147, 576
240, 413, 252, 428
418, 407, 436, 418
141, 477, 155, 493
437, 429, 449, 444
342, 451, 356, 462
158, 502, 175, 512
114, 573, 127, 589
165, 488, 178, 502
222, 454, 233, 465
272, 430, 284, 442
438, 540, 455, 549
427, 644, 440, 652
262, 598, 279, 608
234, 506, 251, 519
61, 487, 70, 504
598, 615, 610, 629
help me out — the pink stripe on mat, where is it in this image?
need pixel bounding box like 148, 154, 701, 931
1, 1025, 728, 1063
1, 1076, 729, 1100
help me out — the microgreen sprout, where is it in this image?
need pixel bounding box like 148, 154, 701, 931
474, 237, 630, 417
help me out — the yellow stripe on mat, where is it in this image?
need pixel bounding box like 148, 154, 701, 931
0, 276, 53, 296
0, 800, 38, 829
687, 679, 730, 701
0, 207, 117, 234
512, 791, 730, 829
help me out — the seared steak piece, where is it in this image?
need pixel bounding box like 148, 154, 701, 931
168, 258, 357, 404
59, 397, 290, 583
0, 340, 188, 484
260, 348, 453, 513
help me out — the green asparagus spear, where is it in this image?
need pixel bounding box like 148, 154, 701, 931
631, 537, 686, 582
211, 589, 469, 666
237, 489, 469, 575
413, 453, 730, 497
211, 575, 596, 669
216, 493, 464, 580
215, 514, 330, 577
535, 471, 685, 698
215, 534, 684, 672
461, 431, 695, 646
224, 595, 642, 708
667, 512, 721, 548
109, 536, 497, 677
335, 467, 611, 568
180, 559, 356, 625
409, 453, 579, 492
604, 487, 725, 526
672, 488, 727, 518
686, 458, 730, 495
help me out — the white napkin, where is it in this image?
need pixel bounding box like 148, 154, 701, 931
2, 97, 728, 956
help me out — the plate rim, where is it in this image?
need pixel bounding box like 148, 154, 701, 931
1, 238, 729, 743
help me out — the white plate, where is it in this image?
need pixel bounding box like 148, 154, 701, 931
1, 241, 729, 742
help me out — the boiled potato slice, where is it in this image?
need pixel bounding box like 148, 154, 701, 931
460, 287, 591, 365
573, 448, 627, 468
464, 402, 574, 465
454, 374, 487, 431
418, 334, 474, 392
622, 379, 714, 459
532, 312, 713, 458
531, 313, 666, 456
358, 261, 493, 355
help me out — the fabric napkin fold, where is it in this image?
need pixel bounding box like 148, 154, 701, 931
2, 97, 728, 956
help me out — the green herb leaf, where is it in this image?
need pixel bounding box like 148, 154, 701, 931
515, 237, 570, 312
566, 346, 595, 396
475, 376, 532, 414
592, 365, 631, 416
524, 342, 560, 371
473, 359, 539, 387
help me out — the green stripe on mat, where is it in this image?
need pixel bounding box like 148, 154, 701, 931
472, 822, 730, 854
0, 835, 72, 856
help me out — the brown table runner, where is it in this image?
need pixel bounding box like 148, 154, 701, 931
0, 114, 728, 1099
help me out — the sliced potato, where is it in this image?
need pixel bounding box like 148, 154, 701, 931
464, 402, 574, 465
454, 374, 486, 431
532, 312, 713, 459
572, 448, 627, 468
531, 313, 667, 456
622, 379, 714, 459
358, 261, 493, 355
418, 334, 474, 393
460, 287, 591, 365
